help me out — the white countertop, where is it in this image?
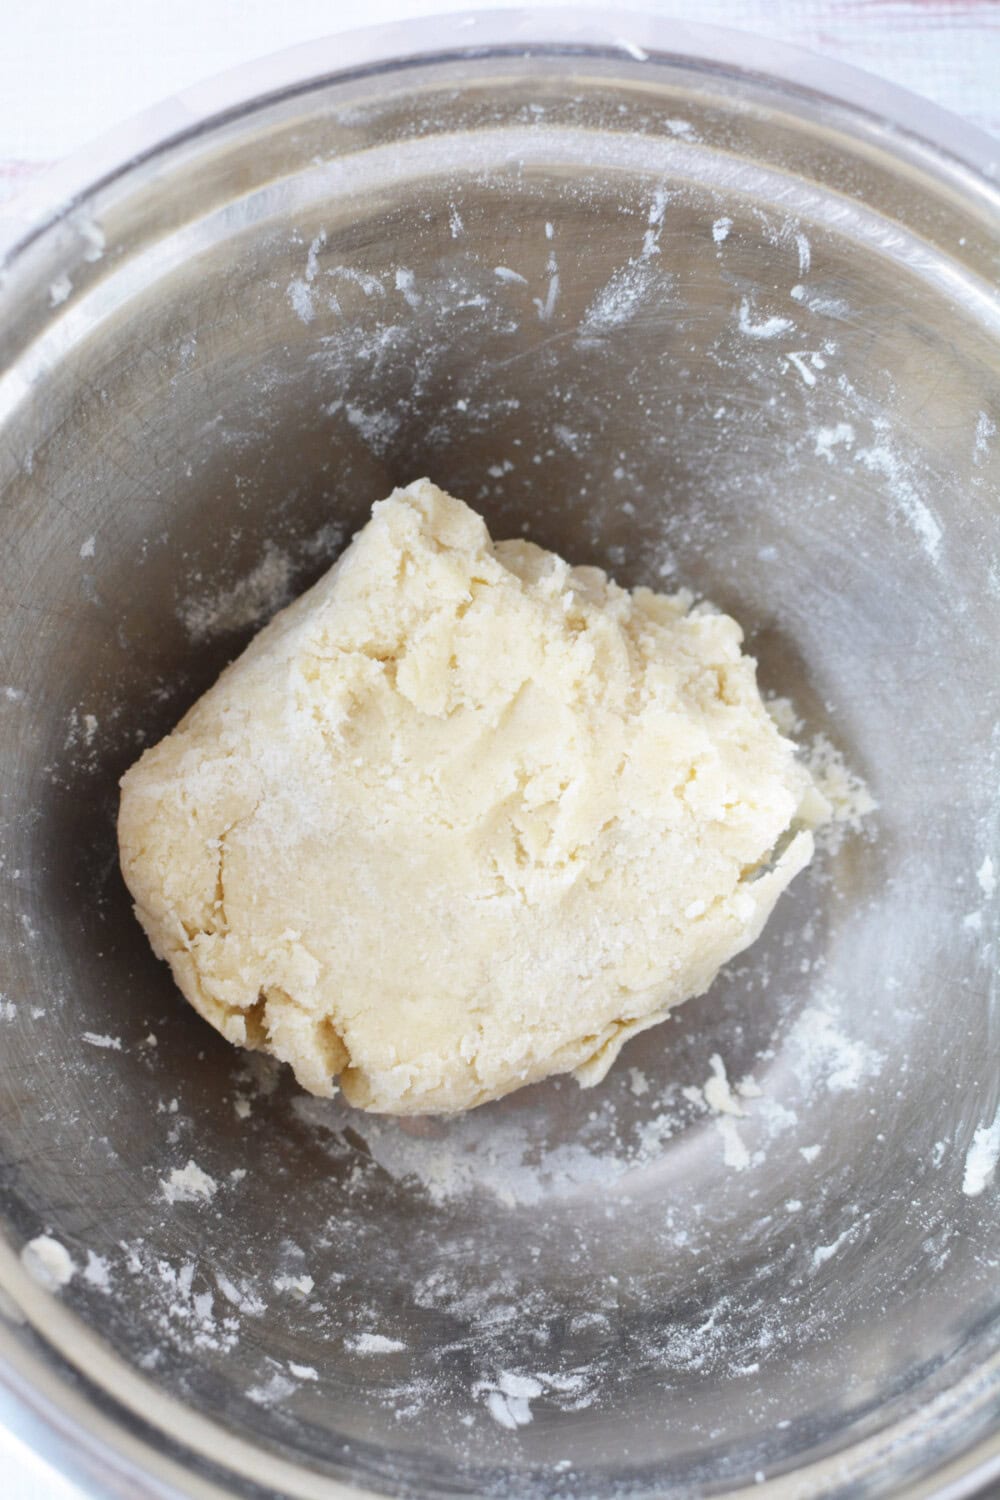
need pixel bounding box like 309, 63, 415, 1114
1, 0, 997, 1495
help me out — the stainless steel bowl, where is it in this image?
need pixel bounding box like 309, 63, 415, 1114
0, 10, 998, 1498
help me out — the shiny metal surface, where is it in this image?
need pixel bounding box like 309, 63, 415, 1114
0, 11, 998, 1499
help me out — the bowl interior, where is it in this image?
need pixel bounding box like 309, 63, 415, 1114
0, 40, 998, 1500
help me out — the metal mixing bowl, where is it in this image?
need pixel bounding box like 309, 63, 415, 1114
0, 10, 998, 1498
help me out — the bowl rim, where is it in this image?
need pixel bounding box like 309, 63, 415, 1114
0, 9, 998, 1499
1, 3, 998, 266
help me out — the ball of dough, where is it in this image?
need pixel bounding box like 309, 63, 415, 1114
119, 480, 822, 1114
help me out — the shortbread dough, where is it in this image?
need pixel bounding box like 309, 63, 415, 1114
119, 480, 823, 1114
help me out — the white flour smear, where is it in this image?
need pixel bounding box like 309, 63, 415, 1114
178, 523, 345, 642
737, 298, 794, 340
347, 1332, 408, 1355
963, 1108, 1000, 1197
578, 259, 667, 337
785, 1004, 883, 1096
179, 544, 295, 642
118, 1244, 241, 1358
853, 422, 943, 561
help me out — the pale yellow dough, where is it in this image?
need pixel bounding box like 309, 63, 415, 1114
119, 480, 822, 1114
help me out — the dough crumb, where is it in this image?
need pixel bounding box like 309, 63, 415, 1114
120, 480, 825, 1114
274, 1273, 314, 1298
804, 733, 876, 854
161, 1161, 218, 1204
702, 1053, 744, 1116
717, 1116, 750, 1171
628, 1068, 649, 1097
83, 1251, 112, 1291
22, 1235, 75, 1289
963, 1107, 1000, 1197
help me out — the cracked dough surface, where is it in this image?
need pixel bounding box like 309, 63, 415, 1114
119, 480, 822, 1114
